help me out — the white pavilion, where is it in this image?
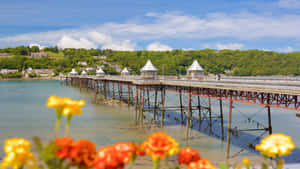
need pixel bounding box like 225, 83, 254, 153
96, 67, 105, 77
81, 70, 88, 76
140, 60, 158, 79
121, 67, 130, 76
187, 60, 204, 79
69, 68, 78, 76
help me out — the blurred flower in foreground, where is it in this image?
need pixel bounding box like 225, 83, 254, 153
256, 133, 295, 158
187, 159, 216, 169
178, 147, 201, 165
94, 142, 144, 169
142, 132, 179, 160
69, 139, 96, 169
55, 137, 74, 159
1, 138, 37, 169
47, 96, 85, 137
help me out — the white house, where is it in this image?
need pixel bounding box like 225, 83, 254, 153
81, 70, 88, 76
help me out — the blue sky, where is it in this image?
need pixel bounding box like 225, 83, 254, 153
1, 0, 300, 52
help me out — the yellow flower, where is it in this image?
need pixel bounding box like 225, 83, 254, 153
255, 133, 295, 158
62, 106, 83, 116
1, 138, 37, 169
46, 96, 66, 108
242, 158, 250, 169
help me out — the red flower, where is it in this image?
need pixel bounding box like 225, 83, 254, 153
94, 142, 144, 169
55, 137, 74, 159
186, 159, 216, 169
178, 147, 201, 165
94, 145, 124, 169
114, 142, 137, 164
69, 139, 96, 169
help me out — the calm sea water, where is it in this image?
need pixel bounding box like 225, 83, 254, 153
0, 81, 299, 163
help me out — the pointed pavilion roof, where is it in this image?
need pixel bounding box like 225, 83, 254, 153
70, 68, 78, 75
81, 70, 88, 75
121, 67, 129, 73
187, 60, 204, 71
141, 60, 158, 72
96, 67, 104, 74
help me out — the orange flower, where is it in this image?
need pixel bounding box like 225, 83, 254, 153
142, 132, 179, 160
69, 139, 96, 169
55, 137, 74, 159
94, 145, 124, 169
114, 142, 138, 164
178, 147, 201, 165
187, 159, 216, 169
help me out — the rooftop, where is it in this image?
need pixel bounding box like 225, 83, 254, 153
141, 60, 158, 72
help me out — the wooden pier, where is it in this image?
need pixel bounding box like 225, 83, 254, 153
65, 75, 300, 159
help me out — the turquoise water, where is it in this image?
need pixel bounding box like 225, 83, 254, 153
0, 81, 299, 163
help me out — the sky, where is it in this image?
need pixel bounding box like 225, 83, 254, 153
1, 0, 300, 52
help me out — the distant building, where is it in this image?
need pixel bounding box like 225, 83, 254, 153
140, 60, 158, 79
86, 67, 95, 72
0, 69, 18, 74
96, 60, 108, 64
0, 53, 11, 57
78, 61, 87, 66
93, 56, 107, 59
187, 60, 204, 79
33, 69, 54, 76
31, 52, 47, 58
111, 64, 122, 72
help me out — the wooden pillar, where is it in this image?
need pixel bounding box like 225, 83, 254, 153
104, 81, 107, 99
120, 83, 123, 101
186, 88, 192, 139
208, 97, 212, 128
154, 88, 158, 121
226, 99, 233, 160
107, 82, 110, 98
147, 88, 150, 112
267, 106, 272, 135
219, 99, 224, 141
118, 83, 121, 101
128, 85, 131, 105
179, 89, 184, 123
198, 95, 201, 127
160, 87, 165, 128
135, 86, 139, 122
112, 82, 115, 99
140, 87, 145, 126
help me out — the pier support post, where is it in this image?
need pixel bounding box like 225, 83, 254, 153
226, 99, 233, 160
128, 85, 131, 105
154, 88, 158, 121
179, 89, 184, 123
267, 106, 272, 135
186, 88, 192, 139
160, 87, 165, 128
147, 88, 150, 112
112, 82, 115, 99
140, 87, 145, 126
220, 99, 224, 141
198, 94, 202, 127
208, 97, 212, 129
135, 86, 139, 123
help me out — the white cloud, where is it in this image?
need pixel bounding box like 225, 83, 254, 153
146, 42, 172, 51
2, 11, 300, 49
278, 0, 300, 9
216, 43, 244, 50
261, 48, 271, 51
278, 46, 293, 53
57, 36, 97, 49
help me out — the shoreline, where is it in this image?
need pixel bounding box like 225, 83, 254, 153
0, 76, 61, 81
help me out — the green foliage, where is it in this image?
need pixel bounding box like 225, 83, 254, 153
1, 46, 300, 76
28, 72, 39, 78
30, 46, 40, 52
2, 72, 23, 78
